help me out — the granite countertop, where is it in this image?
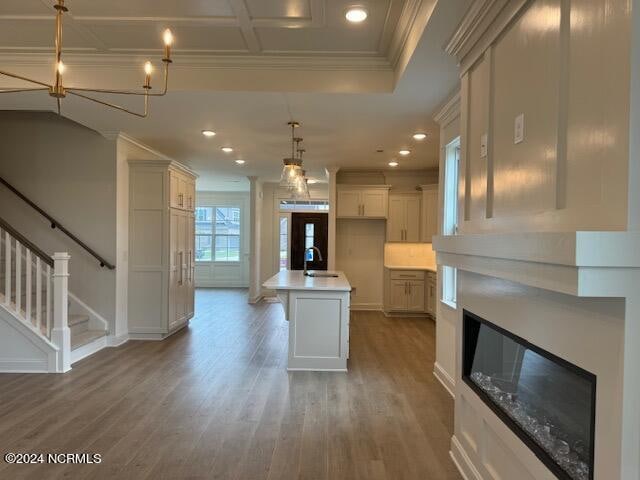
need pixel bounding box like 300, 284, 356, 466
262, 270, 352, 292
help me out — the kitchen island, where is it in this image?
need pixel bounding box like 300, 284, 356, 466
263, 270, 351, 372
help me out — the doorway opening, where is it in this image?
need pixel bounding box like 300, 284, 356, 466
290, 212, 328, 271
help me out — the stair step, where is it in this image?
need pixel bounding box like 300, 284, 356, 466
68, 314, 89, 335
71, 330, 106, 351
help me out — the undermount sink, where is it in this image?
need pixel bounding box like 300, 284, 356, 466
304, 271, 339, 278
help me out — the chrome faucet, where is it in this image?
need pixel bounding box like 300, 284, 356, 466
303, 246, 323, 276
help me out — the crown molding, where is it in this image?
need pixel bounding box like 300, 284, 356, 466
386, 0, 425, 70
445, 0, 499, 58
0, 51, 392, 72
433, 90, 461, 126
445, 0, 530, 72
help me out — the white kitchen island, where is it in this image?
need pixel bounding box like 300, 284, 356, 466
263, 270, 351, 372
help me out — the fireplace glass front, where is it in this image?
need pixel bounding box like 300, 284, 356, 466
462, 310, 596, 480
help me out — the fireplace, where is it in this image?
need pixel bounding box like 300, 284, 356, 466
462, 310, 596, 480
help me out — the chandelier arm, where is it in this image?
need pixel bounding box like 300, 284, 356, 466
66, 61, 170, 97
0, 70, 52, 89
67, 90, 149, 118
0, 87, 49, 94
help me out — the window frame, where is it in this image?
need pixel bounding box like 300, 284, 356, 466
441, 137, 461, 309
195, 205, 242, 264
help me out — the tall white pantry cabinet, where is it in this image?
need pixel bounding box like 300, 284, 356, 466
128, 160, 197, 339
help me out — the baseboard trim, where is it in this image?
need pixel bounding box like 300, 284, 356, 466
71, 335, 107, 365
0, 358, 49, 373
450, 435, 483, 480
107, 334, 130, 347
248, 295, 263, 304
433, 361, 455, 398
350, 303, 383, 311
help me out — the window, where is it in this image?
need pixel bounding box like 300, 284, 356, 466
443, 139, 460, 235
279, 200, 329, 211
195, 206, 241, 262
442, 137, 460, 307
279, 215, 288, 271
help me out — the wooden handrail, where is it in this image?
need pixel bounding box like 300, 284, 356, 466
0, 176, 115, 269
0, 215, 54, 268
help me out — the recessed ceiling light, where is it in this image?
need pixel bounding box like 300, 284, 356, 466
399, 149, 411, 156
413, 133, 427, 140
388, 161, 399, 167
345, 7, 368, 23
201, 130, 216, 137
235, 159, 245, 165
221, 147, 233, 153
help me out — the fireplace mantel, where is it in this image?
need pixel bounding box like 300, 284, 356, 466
433, 232, 640, 298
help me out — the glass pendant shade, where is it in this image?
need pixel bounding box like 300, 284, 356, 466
280, 158, 302, 190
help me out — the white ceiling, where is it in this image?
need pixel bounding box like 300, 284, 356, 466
0, 0, 471, 191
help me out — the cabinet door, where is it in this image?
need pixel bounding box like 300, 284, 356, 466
337, 190, 361, 217
168, 209, 181, 329
387, 196, 405, 242
389, 280, 408, 311
361, 190, 387, 218
169, 173, 181, 209
427, 278, 437, 315
407, 281, 425, 312
422, 186, 439, 242
405, 195, 421, 242
185, 180, 196, 211
186, 213, 195, 318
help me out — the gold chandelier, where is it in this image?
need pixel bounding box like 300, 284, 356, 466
0, 0, 173, 117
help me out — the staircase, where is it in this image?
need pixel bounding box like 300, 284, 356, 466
0, 220, 107, 372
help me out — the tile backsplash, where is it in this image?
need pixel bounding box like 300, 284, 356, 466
384, 242, 436, 268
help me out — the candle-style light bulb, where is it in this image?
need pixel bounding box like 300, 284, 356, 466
143, 61, 152, 89
57, 61, 66, 75
162, 29, 174, 62
163, 29, 174, 46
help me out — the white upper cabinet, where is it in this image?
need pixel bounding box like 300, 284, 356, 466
387, 193, 421, 242
170, 170, 196, 211
337, 186, 390, 219
420, 184, 439, 243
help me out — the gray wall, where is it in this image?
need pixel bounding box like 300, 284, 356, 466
0, 111, 117, 325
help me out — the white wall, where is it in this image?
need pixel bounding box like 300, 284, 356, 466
0, 111, 117, 326
195, 191, 250, 288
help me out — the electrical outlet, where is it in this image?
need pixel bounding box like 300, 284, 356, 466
480, 133, 488, 158
514, 113, 524, 144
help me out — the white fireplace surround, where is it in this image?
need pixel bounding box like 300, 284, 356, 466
434, 232, 640, 480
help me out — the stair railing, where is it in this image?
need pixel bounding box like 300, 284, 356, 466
0, 176, 115, 270
0, 217, 71, 372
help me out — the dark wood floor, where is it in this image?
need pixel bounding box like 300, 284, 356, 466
0, 288, 460, 480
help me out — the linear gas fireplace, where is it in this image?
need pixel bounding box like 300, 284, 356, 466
462, 310, 596, 480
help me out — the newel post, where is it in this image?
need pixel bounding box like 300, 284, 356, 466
51, 252, 71, 373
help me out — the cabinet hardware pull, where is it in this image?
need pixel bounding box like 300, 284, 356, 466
362, 204, 365, 216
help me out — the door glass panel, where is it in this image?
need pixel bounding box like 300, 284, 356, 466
305, 223, 315, 260
279, 216, 288, 271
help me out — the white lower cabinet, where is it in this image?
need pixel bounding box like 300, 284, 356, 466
384, 269, 435, 316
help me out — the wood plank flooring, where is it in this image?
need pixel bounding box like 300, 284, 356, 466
0, 288, 460, 480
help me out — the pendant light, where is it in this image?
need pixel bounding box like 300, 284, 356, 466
280, 122, 302, 189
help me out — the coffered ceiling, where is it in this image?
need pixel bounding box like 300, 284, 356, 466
0, 0, 472, 190
0, 0, 417, 69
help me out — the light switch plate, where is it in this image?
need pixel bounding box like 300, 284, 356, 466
514, 113, 524, 144
480, 133, 488, 158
